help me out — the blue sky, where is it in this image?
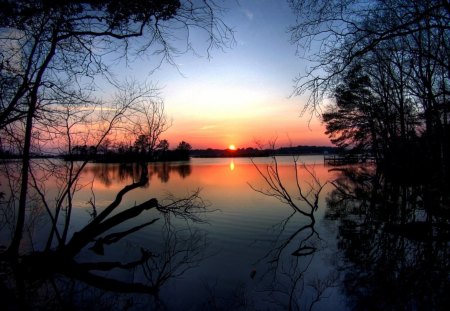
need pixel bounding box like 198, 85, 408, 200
106, 0, 329, 149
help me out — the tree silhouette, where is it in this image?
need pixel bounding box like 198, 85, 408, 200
325, 166, 450, 310
134, 134, 151, 154
0, 0, 232, 307
0, 0, 233, 256
250, 151, 335, 310
173, 140, 192, 160
289, 0, 449, 185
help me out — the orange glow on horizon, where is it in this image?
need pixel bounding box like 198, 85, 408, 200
228, 144, 236, 150
162, 104, 333, 149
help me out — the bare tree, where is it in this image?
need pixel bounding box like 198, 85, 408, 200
249, 144, 333, 310
0, 79, 207, 304
289, 0, 449, 182
289, 0, 449, 109
3, 160, 209, 308
0, 0, 233, 256
250, 153, 326, 221
125, 82, 172, 157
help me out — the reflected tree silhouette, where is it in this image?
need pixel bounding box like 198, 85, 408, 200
0, 160, 207, 309
0, 1, 231, 308
85, 162, 192, 186
149, 163, 192, 183
250, 154, 337, 310
176, 164, 192, 179
326, 166, 450, 310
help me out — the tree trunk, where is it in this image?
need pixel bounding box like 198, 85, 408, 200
7, 30, 58, 256
7, 105, 35, 256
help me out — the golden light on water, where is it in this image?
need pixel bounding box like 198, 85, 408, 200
229, 159, 235, 171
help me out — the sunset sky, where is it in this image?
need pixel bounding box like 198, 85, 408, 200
111, 0, 331, 149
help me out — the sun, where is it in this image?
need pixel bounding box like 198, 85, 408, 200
228, 144, 236, 150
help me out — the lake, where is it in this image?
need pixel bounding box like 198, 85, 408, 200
0, 156, 448, 310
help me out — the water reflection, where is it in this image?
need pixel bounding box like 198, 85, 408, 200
326, 166, 450, 310
85, 161, 192, 186
246, 156, 339, 310
229, 159, 235, 171
0, 159, 204, 310
7, 156, 434, 310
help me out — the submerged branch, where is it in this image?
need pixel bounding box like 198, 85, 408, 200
250, 155, 326, 218
64, 198, 158, 256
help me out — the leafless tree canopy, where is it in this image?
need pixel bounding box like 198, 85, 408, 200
289, 0, 449, 185
0, 0, 233, 256
0, 10, 232, 307
250, 150, 334, 311
0, 0, 234, 134
288, 0, 450, 111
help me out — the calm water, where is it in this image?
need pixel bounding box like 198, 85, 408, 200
1, 156, 448, 310
77, 156, 343, 310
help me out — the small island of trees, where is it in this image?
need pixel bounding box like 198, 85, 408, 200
65, 138, 192, 162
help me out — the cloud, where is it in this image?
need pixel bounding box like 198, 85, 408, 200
241, 8, 254, 21
200, 124, 219, 130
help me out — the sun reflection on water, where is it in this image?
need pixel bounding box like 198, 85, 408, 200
229, 159, 235, 171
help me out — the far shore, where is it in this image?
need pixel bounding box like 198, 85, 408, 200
0, 145, 339, 162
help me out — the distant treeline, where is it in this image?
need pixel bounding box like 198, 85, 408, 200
1, 145, 338, 162
0, 151, 57, 160
191, 145, 338, 158
63, 147, 191, 163
61, 140, 193, 163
